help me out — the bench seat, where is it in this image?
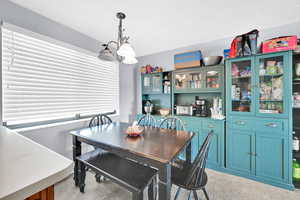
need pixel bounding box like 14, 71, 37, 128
76, 149, 157, 197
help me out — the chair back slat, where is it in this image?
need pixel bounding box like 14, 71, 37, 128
100, 114, 112, 125
186, 131, 213, 187
89, 114, 112, 128
137, 114, 156, 127
159, 117, 186, 131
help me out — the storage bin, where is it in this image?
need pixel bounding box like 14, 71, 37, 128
262, 36, 298, 53
174, 51, 202, 69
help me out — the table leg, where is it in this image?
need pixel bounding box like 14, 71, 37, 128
186, 143, 192, 163
72, 136, 81, 186
158, 163, 171, 200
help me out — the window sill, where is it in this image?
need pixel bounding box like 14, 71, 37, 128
14, 114, 120, 132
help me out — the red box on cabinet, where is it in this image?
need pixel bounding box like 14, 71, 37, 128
262, 36, 298, 53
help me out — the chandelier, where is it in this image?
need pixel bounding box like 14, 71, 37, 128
98, 12, 138, 64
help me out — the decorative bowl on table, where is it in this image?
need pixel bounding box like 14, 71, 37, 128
126, 125, 144, 137
159, 108, 170, 116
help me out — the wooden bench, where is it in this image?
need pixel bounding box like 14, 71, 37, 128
76, 149, 158, 200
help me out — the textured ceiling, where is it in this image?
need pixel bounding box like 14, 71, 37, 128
9, 0, 300, 56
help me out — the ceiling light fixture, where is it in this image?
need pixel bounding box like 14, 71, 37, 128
98, 12, 138, 64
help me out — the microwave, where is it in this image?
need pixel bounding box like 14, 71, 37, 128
175, 105, 194, 116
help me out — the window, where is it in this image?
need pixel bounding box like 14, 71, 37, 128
1, 25, 119, 128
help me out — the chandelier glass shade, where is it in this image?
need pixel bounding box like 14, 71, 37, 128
122, 56, 138, 64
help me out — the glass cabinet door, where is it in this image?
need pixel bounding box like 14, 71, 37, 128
142, 74, 152, 94
256, 53, 289, 117
174, 70, 205, 91
228, 58, 254, 114
151, 74, 162, 93
206, 67, 222, 90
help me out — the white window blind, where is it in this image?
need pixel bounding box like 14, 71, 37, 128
1, 27, 119, 126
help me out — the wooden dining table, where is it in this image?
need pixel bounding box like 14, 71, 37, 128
70, 122, 194, 200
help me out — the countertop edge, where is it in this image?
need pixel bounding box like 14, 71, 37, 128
1, 163, 73, 200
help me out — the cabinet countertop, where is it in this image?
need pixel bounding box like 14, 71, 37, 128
0, 126, 73, 200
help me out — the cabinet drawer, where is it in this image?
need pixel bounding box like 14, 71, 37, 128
228, 117, 254, 130
178, 116, 202, 130
202, 120, 223, 131
255, 119, 287, 135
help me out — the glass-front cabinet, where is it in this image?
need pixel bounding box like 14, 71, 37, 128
229, 58, 254, 114
142, 73, 163, 94
174, 66, 223, 93
226, 51, 292, 118
256, 53, 289, 117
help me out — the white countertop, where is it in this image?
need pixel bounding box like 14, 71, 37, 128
0, 126, 73, 200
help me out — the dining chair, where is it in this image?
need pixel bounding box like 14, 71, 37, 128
171, 131, 213, 200
159, 116, 186, 131
88, 114, 112, 182
89, 114, 112, 128
137, 114, 157, 127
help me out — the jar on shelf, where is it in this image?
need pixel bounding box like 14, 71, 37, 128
293, 131, 300, 152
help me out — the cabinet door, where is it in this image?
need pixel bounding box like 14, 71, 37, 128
174, 69, 205, 93
142, 74, 152, 94
200, 129, 221, 167
227, 129, 254, 174
178, 127, 199, 162
255, 134, 288, 182
205, 66, 224, 92
255, 51, 292, 118
226, 57, 255, 116
151, 73, 163, 93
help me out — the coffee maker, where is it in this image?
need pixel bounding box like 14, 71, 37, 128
194, 96, 208, 117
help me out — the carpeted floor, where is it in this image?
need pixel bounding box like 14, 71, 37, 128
55, 169, 300, 200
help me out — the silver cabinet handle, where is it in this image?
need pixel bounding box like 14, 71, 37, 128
265, 122, 277, 128
235, 121, 245, 125
208, 124, 214, 128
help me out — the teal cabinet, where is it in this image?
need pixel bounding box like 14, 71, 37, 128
180, 117, 225, 169
226, 56, 255, 116
254, 52, 292, 118
227, 129, 254, 174
226, 51, 292, 118
200, 129, 220, 167
255, 134, 288, 182
141, 73, 163, 94
173, 65, 224, 93
225, 51, 293, 190
226, 127, 290, 186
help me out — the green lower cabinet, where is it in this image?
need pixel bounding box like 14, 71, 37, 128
226, 126, 293, 189
200, 129, 222, 169
226, 129, 254, 174
178, 127, 199, 161
255, 134, 288, 183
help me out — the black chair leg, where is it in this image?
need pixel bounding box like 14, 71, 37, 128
193, 190, 199, 200
174, 187, 181, 200
202, 188, 209, 200
148, 181, 154, 200
78, 162, 86, 193
132, 191, 143, 200
95, 173, 101, 183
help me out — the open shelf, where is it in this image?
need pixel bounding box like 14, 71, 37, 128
259, 73, 283, 78
232, 76, 251, 79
